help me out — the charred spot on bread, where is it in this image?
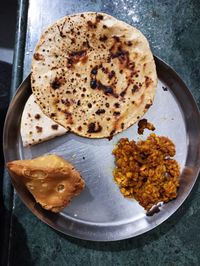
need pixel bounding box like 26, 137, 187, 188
96, 14, 104, 21
90, 79, 97, 89
87, 122, 102, 133
33, 53, 44, 61
87, 20, 97, 29
51, 77, 65, 90
99, 35, 108, 42
113, 111, 120, 116
145, 76, 152, 87
35, 126, 42, 133
95, 109, 105, 115
34, 114, 41, 120
145, 102, 152, 109
113, 35, 120, 42
132, 84, 140, 93
108, 70, 115, 80
61, 98, 71, 106
114, 103, 120, 108
91, 67, 98, 75
67, 50, 87, 68
51, 124, 58, 130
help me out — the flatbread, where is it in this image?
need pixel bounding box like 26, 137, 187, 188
20, 94, 67, 146
31, 12, 157, 138
7, 154, 85, 212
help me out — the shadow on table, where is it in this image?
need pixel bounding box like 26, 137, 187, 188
57, 177, 200, 251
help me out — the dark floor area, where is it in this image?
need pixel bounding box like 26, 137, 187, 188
0, 1, 17, 264
0, 0, 17, 49
0, 0, 17, 168
0, 0, 17, 63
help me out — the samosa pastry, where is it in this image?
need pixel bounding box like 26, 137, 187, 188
7, 154, 85, 212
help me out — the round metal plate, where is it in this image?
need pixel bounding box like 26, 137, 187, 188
3, 57, 200, 241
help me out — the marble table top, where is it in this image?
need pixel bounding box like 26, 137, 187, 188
2, 0, 200, 265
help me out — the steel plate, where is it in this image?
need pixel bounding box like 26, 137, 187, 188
3, 57, 200, 241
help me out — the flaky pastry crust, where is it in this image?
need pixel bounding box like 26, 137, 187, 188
7, 154, 85, 212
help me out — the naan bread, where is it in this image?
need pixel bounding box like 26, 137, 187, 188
31, 12, 157, 138
20, 94, 67, 146
7, 154, 85, 212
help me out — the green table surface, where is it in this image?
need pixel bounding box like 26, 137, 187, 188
2, 0, 200, 265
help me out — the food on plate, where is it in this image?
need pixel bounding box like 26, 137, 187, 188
7, 154, 85, 212
112, 133, 180, 211
31, 12, 157, 139
137, 118, 155, 135
21, 94, 67, 146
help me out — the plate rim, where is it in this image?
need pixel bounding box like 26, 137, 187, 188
3, 56, 200, 241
